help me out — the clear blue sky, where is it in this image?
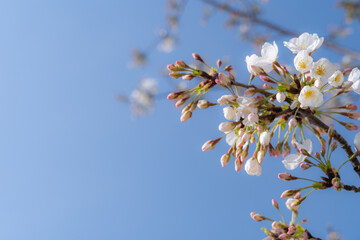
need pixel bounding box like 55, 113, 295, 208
0, 0, 359, 239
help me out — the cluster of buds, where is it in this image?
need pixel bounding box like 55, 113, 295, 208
251, 199, 317, 240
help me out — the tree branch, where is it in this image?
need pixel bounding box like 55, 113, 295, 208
343, 184, 360, 192
298, 109, 360, 178
202, 0, 360, 59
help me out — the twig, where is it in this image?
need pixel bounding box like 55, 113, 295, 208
201, 0, 360, 59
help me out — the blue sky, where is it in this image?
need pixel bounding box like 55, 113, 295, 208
0, 0, 359, 239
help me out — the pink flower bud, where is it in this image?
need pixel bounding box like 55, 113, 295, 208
345, 104, 357, 111
281, 189, 300, 198
192, 53, 202, 61
345, 123, 359, 131
343, 67, 353, 76
250, 212, 265, 222
221, 153, 231, 167
278, 172, 298, 181
262, 83, 271, 89
272, 221, 285, 230
346, 112, 360, 120
278, 233, 289, 240
244, 88, 256, 96
182, 74, 194, 81
216, 72, 231, 86
175, 60, 187, 68
300, 162, 311, 170
271, 199, 279, 210
287, 224, 296, 235
234, 158, 244, 172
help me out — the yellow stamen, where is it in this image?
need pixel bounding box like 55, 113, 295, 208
298, 60, 307, 69
315, 65, 326, 76
304, 90, 314, 99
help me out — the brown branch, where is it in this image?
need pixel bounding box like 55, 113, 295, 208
202, 0, 360, 59
298, 109, 360, 178
343, 184, 360, 192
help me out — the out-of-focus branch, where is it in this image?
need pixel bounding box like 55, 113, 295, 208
202, 0, 360, 59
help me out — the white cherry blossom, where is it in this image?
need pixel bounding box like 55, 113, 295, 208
348, 67, 360, 94
328, 70, 344, 87
282, 139, 312, 170
245, 41, 278, 75
310, 58, 337, 81
284, 32, 324, 54
298, 86, 323, 108
294, 50, 313, 73
355, 132, 360, 152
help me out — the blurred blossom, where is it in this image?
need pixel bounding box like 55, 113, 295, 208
128, 49, 147, 68
158, 36, 176, 53
130, 78, 158, 117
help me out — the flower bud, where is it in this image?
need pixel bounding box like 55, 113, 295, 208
244, 88, 256, 97
345, 104, 357, 111
169, 72, 185, 79
314, 79, 322, 88
241, 132, 251, 143
283, 141, 291, 157
278, 233, 290, 240
287, 224, 296, 235
276, 92, 286, 103
247, 113, 259, 123
217, 59, 222, 68
285, 198, 300, 211
257, 150, 265, 164
345, 123, 359, 131
234, 158, 244, 172
278, 172, 298, 181
271, 199, 279, 210
332, 177, 342, 191
272, 221, 285, 230
182, 74, 194, 81
167, 91, 182, 100
300, 162, 311, 170
201, 138, 220, 152
175, 60, 187, 68
288, 118, 297, 129
223, 106, 235, 120
216, 72, 231, 86
259, 131, 271, 146
218, 122, 236, 132
331, 141, 338, 151
180, 110, 192, 122
221, 153, 231, 167
250, 212, 265, 222
244, 157, 262, 176
192, 53, 203, 62
197, 99, 209, 109
281, 189, 300, 198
